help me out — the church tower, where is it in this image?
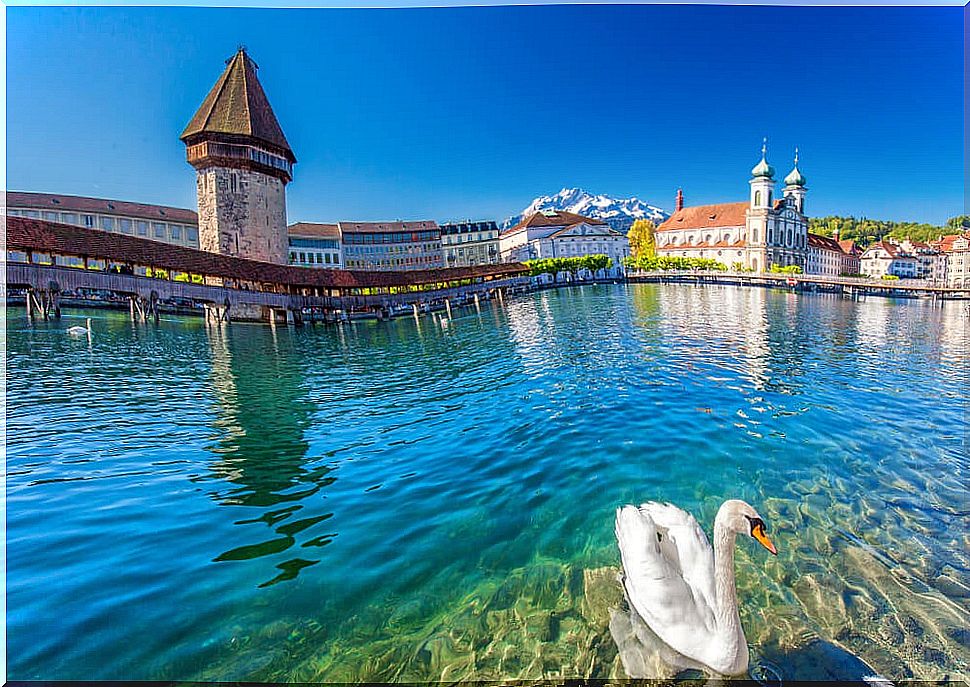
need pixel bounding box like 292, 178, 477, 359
180, 48, 296, 264
745, 139, 775, 270
783, 147, 807, 214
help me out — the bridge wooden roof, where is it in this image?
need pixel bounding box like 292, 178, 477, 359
7, 217, 528, 290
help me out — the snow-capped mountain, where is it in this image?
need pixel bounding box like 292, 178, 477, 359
502, 188, 668, 233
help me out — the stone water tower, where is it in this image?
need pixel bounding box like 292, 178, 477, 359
180, 47, 296, 264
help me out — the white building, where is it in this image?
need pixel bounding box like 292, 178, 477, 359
6, 191, 200, 249
860, 241, 918, 279
440, 220, 500, 267
657, 144, 842, 273
933, 233, 970, 287
499, 209, 629, 267
288, 222, 343, 268
807, 233, 848, 276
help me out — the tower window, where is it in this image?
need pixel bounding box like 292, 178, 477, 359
754, 191, 761, 206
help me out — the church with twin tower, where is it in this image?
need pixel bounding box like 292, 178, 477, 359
180, 47, 296, 265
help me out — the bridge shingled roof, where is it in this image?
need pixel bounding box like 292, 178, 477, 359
7, 217, 528, 290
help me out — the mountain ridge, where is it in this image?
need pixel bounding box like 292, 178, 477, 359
502, 188, 668, 233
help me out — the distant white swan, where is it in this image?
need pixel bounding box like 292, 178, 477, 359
67, 318, 92, 336
615, 499, 777, 677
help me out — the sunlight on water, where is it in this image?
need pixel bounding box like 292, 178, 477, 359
6, 285, 970, 682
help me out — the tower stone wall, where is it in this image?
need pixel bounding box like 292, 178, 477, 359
196, 167, 288, 264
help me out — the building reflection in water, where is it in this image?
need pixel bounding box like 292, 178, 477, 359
201, 323, 337, 588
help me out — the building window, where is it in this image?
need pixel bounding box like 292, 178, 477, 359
61, 213, 78, 225
120, 218, 132, 234
153, 223, 166, 238
186, 227, 198, 242
43, 211, 58, 221
170, 224, 182, 240
101, 216, 115, 231
82, 214, 95, 227
754, 191, 761, 206
137, 221, 149, 236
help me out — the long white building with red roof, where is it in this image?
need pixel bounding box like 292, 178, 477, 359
499, 209, 629, 266
655, 144, 855, 276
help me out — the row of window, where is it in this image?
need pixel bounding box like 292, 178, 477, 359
343, 231, 439, 245
289, 251, 341, 266
289, 237, 340, 250
442, 233, 499, 245
345, 256, 443, 269
8, 209, 198, 244
345, 243, 441, 256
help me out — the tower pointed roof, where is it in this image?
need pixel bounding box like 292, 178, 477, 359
181, 48, 295, 162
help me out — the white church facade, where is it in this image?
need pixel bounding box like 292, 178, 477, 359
656, 145, 834, 273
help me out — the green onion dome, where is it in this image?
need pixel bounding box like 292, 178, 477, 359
784, 166, 807, 187
751, 156, 775, 179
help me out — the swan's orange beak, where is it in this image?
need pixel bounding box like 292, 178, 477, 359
752, 523, 777, 555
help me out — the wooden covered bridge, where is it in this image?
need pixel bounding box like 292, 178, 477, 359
6, 217, 532, 324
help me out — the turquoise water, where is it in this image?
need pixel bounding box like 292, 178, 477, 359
7, 284, 970, 682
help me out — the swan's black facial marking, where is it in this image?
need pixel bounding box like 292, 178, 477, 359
656, 532, 663, 543
743, 514, 767, 537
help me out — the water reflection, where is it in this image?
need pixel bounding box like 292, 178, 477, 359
201, 323, 336, 586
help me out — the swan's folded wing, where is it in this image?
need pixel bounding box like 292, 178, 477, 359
615, 505, 717, 656
638, 501, 717, 615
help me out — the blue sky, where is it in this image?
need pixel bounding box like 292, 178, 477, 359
6, 4, 964, 225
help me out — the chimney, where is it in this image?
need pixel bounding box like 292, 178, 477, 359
675, 188, 684, 212
833, 228, 839, 242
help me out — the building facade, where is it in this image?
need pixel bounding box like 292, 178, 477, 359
440, 220, 500, 267
860, 241, 918, 279
806, 232, 848, 276
6, 192, 200, 249
933, 233, 970, 286
656, 145, 815, 272
340, 221, 443, 271
288, 223, 343, 268
499, 210, 629, 266
180, 48, 296, 264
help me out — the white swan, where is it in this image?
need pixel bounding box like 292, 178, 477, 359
614, 499, 777, 677
66, 318, 92, 336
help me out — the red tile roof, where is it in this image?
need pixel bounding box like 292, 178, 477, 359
180, 49, 294, 161
931, 233, 970, 253
503, 210, 608, 236
7, 217, 527, 290
807, 232, 845, 253
288, 222, 340, 239
838, 239, 860, 255
547, 222, 623, 239
657, 202, 748, 232
7, 191, 198, 224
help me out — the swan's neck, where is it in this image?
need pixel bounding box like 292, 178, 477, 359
712, 519, 743, 641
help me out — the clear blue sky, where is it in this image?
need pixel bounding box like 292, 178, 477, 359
7, 4, 965, 225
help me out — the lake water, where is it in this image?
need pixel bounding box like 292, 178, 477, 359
7, 284, 970, 682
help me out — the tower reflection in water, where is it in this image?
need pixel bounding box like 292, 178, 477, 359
201, 323, 337, 588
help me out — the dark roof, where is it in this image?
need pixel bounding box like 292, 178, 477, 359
180, 49, 294, 161
8, 191, 198, 224
337, 220, 439, 235
7, 217, 528, 290
657, 202, 748, 232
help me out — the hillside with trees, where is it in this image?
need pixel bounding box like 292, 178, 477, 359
809, 214, 969, 248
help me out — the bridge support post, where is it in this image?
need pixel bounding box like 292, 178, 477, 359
412, 302, 420, 318
473, 292, 480, 310
445, 298, 452, 319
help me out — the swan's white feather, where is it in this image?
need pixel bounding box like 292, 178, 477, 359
615, 504, 719, 666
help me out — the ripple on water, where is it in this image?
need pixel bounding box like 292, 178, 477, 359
6, 287, 970, 682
